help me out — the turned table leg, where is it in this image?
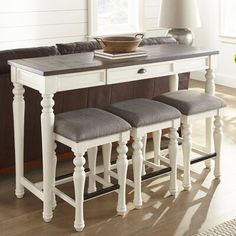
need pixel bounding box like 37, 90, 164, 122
205, 68, 216, 168
41, 94, 55, 222
52, 142, 57, 210
214, 112, 223, 179
12, 83, 25, 199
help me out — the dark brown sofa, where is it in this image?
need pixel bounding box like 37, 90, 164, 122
0, 37, 190, 173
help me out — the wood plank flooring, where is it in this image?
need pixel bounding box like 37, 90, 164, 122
1, 80, 236, 236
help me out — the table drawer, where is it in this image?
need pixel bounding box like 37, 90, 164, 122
107, 63, 172, 84
174, 57, 208, 72
57, 69, 106, 91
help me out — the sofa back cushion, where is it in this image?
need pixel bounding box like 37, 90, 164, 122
0, 46, 59, 74
56, 36, 177, 55
56, 41, 102, 55
139, 36, 177, 46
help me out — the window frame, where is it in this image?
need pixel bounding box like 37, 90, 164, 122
88, 0, 144, 37
219, 0, 236, 43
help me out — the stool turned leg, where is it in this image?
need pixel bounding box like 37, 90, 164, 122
213, 113, 223, 179
169, 127, 179, 197
116, 141, 128, 215
72, 149, 86, 232
153, 130, 162, 165
132, 137, 143, 208
205, 118, 213, 169
102, 143, 112, 185
142, 134, 147, 176
52, 142, 57, 210
87, 146, 98, 193
182, 122, 192, 191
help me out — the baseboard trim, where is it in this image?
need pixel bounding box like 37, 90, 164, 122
0, 152, 74, 176
191, 71, 236, 88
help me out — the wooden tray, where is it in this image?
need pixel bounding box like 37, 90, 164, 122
94, 34, 144, 53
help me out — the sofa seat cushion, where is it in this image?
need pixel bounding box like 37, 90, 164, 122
155, 90, 226, 116
54, 108, 131, 142
105, 98, 181, 128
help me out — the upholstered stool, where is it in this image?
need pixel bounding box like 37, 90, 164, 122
105, 98, 181, 208
53, 108, 131, 231
155, 90, 226, 190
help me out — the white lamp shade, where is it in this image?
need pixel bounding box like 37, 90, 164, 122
159, 0, 201, 29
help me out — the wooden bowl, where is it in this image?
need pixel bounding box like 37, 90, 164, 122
94, 34, 144, 53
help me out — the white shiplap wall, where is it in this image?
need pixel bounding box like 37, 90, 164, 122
0, 0, 165, 50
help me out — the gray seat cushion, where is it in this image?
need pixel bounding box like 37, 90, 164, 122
105, 98, 181, 128
54, 108, 131, 142
155, 90, 226, 116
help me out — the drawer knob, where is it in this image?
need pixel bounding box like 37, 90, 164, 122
137, 68, 147, 74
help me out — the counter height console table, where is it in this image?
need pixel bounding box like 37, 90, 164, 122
8, 44, 219, 222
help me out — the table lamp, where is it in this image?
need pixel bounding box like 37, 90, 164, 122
159, 0, 201, 45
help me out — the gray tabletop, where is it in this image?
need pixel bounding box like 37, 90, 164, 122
8, 44, 219, 76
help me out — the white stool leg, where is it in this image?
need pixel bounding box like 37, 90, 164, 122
169, 126, 179, 196
142, 134, 147, 176
52, 142, 57, 209
182, 120, 192, 191
213, 113, 223, 179
87, 146, 98, 193
132, 137, 143, 208
73, 148, 86, 232
205, 117, 213, 169
153, 130, 162, 165
12, 83, 25, 199
102, 143, 112, 184
116, 141, 128, 215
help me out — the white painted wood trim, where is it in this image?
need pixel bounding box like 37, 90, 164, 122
87, 147, 98, 193
55, 131, 130, 151
94, 175, 115, 189
15, 69, 106, 94
87, 0, 144, 37
181, 110, 220, 123
12, 56, 210, 93
107, 57, 209, 85
54, 188, 76, 208
131, 118, 180, 137
109, 171, 134, 188
41, 93, 55, 223
12, 81, 25, 199
21, 177, 43, 201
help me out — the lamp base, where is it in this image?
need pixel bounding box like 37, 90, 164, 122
167, 28, 193, 46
